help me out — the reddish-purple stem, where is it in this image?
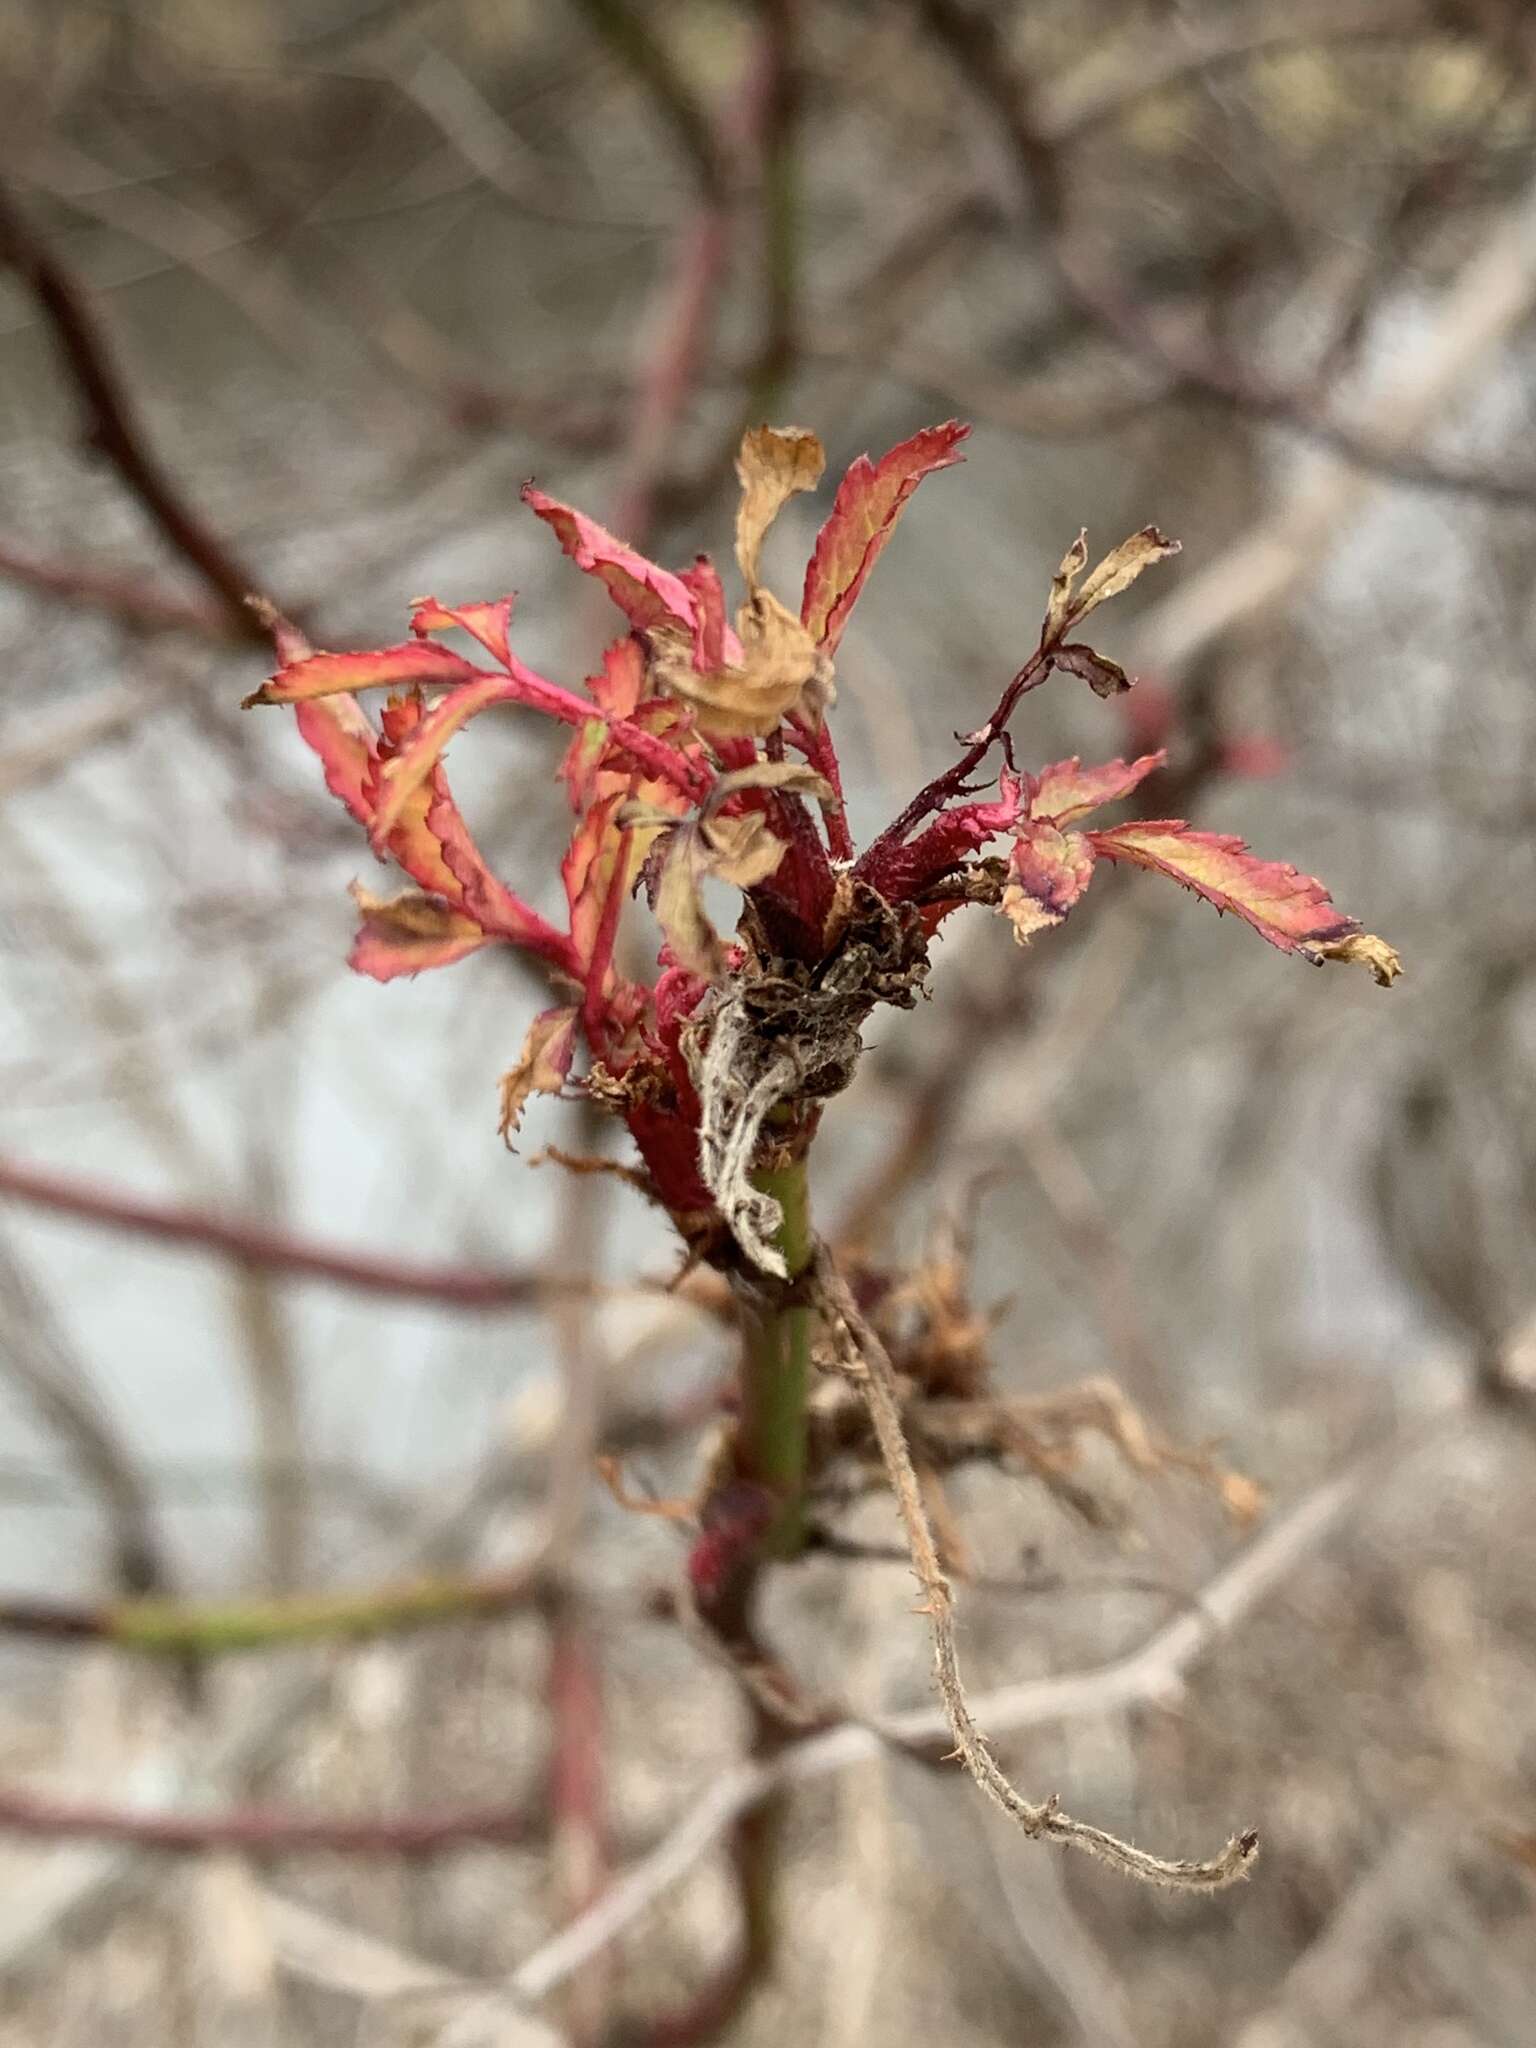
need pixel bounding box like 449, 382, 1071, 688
0, 1154, 564, 1312
0, 1786, 538, 1857
858, 643, 1055, 869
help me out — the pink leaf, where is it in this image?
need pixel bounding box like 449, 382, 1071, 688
800, 422, 969, 653
367, 663, 588, 848
244, 641, 478, 706
294, 695, 377, 827
1028, 751, 1166, 826
1087, 820, 1399, 979
347, 885, 493, 982
1001, 820, 1097, 944
409, 594, 515, 669
425, 788, 575, 971
522, 486, 698, 634
682, 555, 728, 671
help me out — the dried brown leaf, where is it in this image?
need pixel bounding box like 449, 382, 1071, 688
498, 1005, 578, 1144
1313, 931, 1403, 986
1051, 641, 1131, 699
1044, 526, 1180, 649
734, 425, 825, 588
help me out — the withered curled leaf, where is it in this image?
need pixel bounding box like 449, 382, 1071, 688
735, 426, 825, 588
499, 1005, 579, 1145
999, 821, 1096, 945
1051, 642, 1132, 699
1043, 526, 1180, 650
648, 591, 833, 739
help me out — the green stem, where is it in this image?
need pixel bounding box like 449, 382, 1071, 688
4, 1565, 540, 1657
737, 1155, 813, 1559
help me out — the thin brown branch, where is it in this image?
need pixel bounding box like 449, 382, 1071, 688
0, 179, 273, 641
570, 0, 730, 204
0, 1152, 582, 1312
0, 540, 233, 640
0, 1787, 538, 1858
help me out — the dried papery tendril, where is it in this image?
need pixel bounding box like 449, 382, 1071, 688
811, 1244, 1260, 1893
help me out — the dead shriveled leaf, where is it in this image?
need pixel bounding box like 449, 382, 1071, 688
734, 425, 825, 588
498, 1005, 579, 1143
648, 591, 832, 740
1051, 641, 1132, 698
702, 760, 835, 814
1044, 526, 1181, 649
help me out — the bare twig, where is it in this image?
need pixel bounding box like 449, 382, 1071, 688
0, 541, 232, 640
0, 179, 273, 640
0, 1558, 544, 1656
919, 0, 1536, 509
812, 1247, 1258, 1891
0, 1152, 605, 1313
0, 1787, 539, 1859
570, 0, 729, 204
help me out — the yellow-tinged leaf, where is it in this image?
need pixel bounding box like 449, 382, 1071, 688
734, 426, 825, 588
347, 884, 489, 981
498, 1005, 578, 1144
1029, 751, 1166, 826
1000, 885, 1066, 944
1088, 819, 1396, 977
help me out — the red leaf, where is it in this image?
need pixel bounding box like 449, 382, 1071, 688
245, 641, 478, 706
800, 422, 969, 653
1028, 751, 1166, 826
347, 885, 493, 981
425, 786, 574, 969
586, 637, 648, 719
522, 486, 698, 635
1087, 820, 1400, 978
367, 661, 590, 848
861, 770, 1024, 903
294, 695, 377, 827
409, 594, 515, 669
681, 555, 728, 671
